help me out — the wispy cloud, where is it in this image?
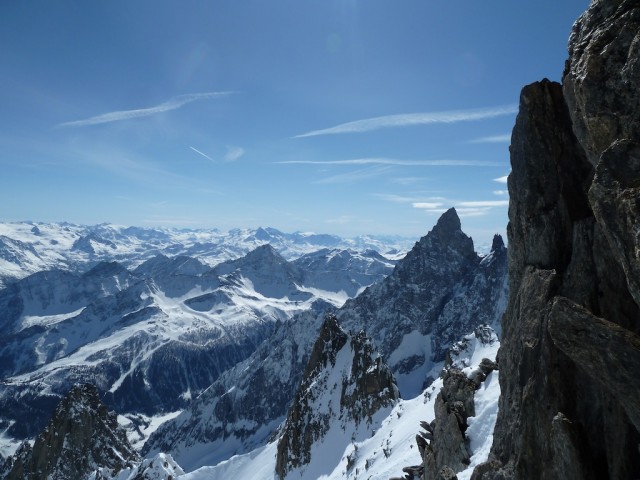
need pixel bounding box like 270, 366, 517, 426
493, 190, 508, 196
454, 207, 494, 217
67, 141, 220, 193
374, 193, 422, 203
457, 200, 509, 208
468, 134, 512, 144
377, 192, 508, 218
224, 145, 245, 162
493, 175, 509, 184
391, 176, 429, 186
189, 146, 215, 162
315, 166, 392, 184
278, 158, 504, 167
410, 201, 507, 218
412, 202, 445, 209
58, 92, 235, 128
294, 104, 518, 138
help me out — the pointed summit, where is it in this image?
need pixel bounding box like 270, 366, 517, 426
426, 208, 472, 253
338, 208, 507, 396
253, 227, 273, 241
245, 243, 282, 261
406, 207, 476, 267
434, 207, 461, 233
491, 234, 505, 253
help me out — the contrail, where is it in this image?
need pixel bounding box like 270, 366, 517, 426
189, 146, 215, 162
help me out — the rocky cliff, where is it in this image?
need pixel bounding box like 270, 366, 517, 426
474, 1, 640, 479
1, 384, 138, 480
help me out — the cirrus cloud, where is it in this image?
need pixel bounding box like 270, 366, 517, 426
58, 92, 235, 128
294, 104, 518, 138
278, 158, 504, 167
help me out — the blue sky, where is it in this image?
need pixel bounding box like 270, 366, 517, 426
0, 1, 588, 248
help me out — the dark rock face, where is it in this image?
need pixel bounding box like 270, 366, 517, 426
563, 0, 640, 167
275, 314, 398, 479
2, 384, 138, 480
474, 2, 640, 479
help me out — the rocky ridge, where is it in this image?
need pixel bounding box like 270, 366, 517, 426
1, 384, 138, 480
275, 314, 399, 479
391, 326, 500, 480
473, 1, 640, 478
142, 308, 327, 471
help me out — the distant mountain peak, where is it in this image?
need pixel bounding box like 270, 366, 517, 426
83, 260, 130, 279
254, 227, 274, 241
251, 242, 279, 255
490, 233, 505, 252
424, 208, 474, 255
240, 243, 288, 266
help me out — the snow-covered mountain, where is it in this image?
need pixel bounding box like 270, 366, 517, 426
142, 309, 326, 471
0, 243, 395, 458
143, 208, 507, 473
338, 208, 507, 397
137, 324, 500, 480
0, 210, 507, 478
0, 222, 411, 289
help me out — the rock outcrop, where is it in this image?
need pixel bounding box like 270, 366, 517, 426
392, 326, 500, 480
474, 1, 640, 479
2, 384, 138, 480
275, 314, 399, 479
422, 368, 475, 479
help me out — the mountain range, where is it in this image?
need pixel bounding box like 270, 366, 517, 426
1, 209, 508, 479
0, 230, 399, 458
0, 222, 413, 289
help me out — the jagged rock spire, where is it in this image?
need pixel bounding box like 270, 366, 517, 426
491, 234, 505, 253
